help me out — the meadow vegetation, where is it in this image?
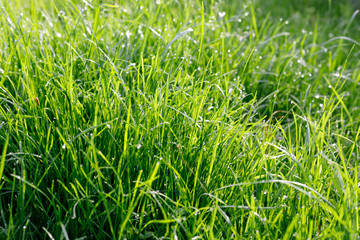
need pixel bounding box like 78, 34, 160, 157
0, 0, 360, 238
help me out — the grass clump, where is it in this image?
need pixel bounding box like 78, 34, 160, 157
0, 0, 360, 239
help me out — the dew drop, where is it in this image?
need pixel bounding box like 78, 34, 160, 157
218, 12, 226, 18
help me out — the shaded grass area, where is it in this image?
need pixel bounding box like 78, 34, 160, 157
0, 0, 360, 238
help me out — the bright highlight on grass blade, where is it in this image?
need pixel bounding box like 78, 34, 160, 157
162, 28, 194, 57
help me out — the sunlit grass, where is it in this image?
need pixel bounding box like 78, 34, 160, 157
0, 0, 360, 239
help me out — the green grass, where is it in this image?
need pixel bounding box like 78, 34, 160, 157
0, 0, 360, 239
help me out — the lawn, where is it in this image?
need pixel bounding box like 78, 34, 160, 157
0, 0, 360, 239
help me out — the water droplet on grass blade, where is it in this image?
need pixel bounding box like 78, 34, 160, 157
218, 12, 226, 18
